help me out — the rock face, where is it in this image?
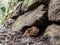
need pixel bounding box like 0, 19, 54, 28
12, 5, 46, 31
7, 1, 23, 19
48, 0, 60, 22
1, 0, 60, 45
44, 24, 60, 45
4, 0, 49, 29
21, 0, 38, 11
21, 0, 49, 12
3, 1, 23, 28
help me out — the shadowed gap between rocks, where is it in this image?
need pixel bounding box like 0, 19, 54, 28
19, 11, 52, 37
12, 1, 41, 20
12, 0, 50, 20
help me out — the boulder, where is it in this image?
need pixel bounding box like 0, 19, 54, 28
12, 5, 46, 31
21, 0, 49, 12
44, 24, 60, 45
48, 0, 60, 22
7, 1, 23, 18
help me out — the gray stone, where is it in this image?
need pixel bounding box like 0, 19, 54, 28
21, 0, 37, 11
44, 24, 60, 45
12, 5, 46, 31
21, 37, 34, 44
21, 0, 49, 12
48, 0, 60, 22
7, 1, 23, 18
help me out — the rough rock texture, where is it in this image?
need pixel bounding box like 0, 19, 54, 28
0, 28, 50, 45
7, 1, 23, 19
1, 0, 60, 45
48, 0, 60, 22
21, 0, 49, 12
4, 0, 49, 28
12, 5, 46, 31
44, 24, 60, 45
21, 0, 38, 12
3, 1, 23, 28
4, 18, 15, 28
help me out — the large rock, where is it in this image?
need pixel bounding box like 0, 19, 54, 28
44, 24, 60, 45
12, 5, 46, 31
21, 0, 38, 11
48, 0, 60, 22
7, 1, 23, 18
7, 0, 49, 18
21, 0, 49, 12
3, 1, 23, 28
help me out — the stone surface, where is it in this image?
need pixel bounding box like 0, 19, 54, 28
44, 24, 60, 45
7, 1, 23, 18
1, 0, 60, 45
21, 0, 49, 12
4, 18, 15, 28
48, 0, 60, 22
3, 1, 23, 28
12, 5, 46, 31
21, 0, 40, 12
